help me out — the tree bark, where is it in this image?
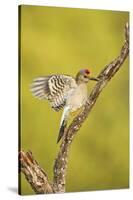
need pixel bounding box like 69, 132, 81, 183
19, 23, 129, 194
19, 151, 54, 194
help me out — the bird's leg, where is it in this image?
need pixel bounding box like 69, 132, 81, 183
61, 107, 84, 142
70, 107, 83, 118
68, 107, 84, 125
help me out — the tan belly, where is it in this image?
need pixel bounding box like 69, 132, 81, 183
66, 83, 88, 112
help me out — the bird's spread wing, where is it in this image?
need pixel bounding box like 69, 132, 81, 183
31, 75, 77, 111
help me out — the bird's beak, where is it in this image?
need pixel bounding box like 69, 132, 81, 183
89, 77, 99, 81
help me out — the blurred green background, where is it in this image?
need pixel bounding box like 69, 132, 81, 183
19, 5, 129, 195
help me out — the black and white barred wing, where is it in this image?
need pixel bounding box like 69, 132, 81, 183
31, 75, 77, 111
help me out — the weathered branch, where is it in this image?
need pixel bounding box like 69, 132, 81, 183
53, 22, 129, 192
20, 23, 129, 194
19, 151, 54, 194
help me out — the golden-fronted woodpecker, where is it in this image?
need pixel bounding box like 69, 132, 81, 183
31, 69, 98, 143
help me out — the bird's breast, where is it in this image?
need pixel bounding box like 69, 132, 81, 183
66, 84, 88, 112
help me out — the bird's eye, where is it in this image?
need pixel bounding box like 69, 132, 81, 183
84, 75, 88, 78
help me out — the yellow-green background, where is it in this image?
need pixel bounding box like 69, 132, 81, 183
20, 5, 129, 195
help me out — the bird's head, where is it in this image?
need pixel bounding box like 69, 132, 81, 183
76, 69, 99, 84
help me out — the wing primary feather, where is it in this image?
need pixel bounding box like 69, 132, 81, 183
31, 74, 77, 112
31, 76, 50, 99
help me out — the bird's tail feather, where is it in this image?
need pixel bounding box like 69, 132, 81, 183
57, 106, 70, 143
57, 119, 67, 143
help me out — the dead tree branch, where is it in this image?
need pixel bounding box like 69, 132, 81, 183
53, 22, 129, 193
19, 151, 54, 194
19, 23, 129, 194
